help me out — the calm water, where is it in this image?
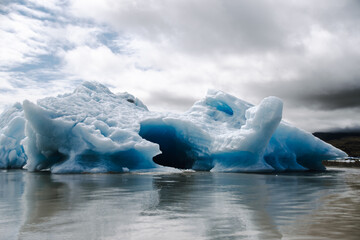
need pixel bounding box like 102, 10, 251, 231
1, 168, 360, 240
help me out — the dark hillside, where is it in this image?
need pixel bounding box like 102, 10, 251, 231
313, 132, 360, 157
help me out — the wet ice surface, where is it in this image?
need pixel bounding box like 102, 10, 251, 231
1, 168, 360, 240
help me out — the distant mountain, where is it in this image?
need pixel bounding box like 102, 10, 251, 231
313, 132, 360, 157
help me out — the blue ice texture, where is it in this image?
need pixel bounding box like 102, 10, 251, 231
0, 82, 347, 173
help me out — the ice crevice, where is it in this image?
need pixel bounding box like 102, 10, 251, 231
0, 81, 347, 173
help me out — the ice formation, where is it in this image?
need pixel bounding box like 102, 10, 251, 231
140, 90, 346, 172
0, 103, 27, 168
22, 82, 160, 173
0, 82, 347, 173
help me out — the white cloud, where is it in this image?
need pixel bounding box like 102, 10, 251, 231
0, 11, 48, 68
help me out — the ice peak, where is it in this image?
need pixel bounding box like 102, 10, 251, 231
74, 81, 112, 95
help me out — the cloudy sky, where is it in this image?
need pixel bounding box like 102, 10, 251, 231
1, 0, 360, 132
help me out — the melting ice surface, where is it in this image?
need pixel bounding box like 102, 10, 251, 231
0, 82, 346, 173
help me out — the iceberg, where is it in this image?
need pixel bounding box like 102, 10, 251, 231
0, 81, 346, 173
0, 103, 27, 168
140, 90, 346, 172
22, 82, 160, 173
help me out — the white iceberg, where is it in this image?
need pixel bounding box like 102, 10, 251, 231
22, 82, 160, 173
0, 103, 27, 168
0, 82, 347, 173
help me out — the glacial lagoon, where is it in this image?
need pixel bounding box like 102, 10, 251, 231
1, 168, 360, 240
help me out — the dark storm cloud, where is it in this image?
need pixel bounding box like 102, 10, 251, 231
240, 44, 360, 111
245, 80, 360, 110
301, 87, 360, 110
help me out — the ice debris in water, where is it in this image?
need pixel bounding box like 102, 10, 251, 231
0, 82, 347, 173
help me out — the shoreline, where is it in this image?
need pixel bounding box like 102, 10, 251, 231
323, 158, 360, 168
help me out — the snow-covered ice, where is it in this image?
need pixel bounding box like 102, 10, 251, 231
0, 103, 27, 168
0, 82, 347, 173
22, 82, 160, 173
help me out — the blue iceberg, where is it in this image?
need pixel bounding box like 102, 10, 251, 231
0, 82, 346, 173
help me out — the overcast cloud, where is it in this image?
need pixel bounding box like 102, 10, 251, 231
1, 0, 360, 132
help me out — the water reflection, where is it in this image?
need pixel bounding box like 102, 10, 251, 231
0, 168, 359, 240
19, 173, 156, 240
0, 170, 25, 240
